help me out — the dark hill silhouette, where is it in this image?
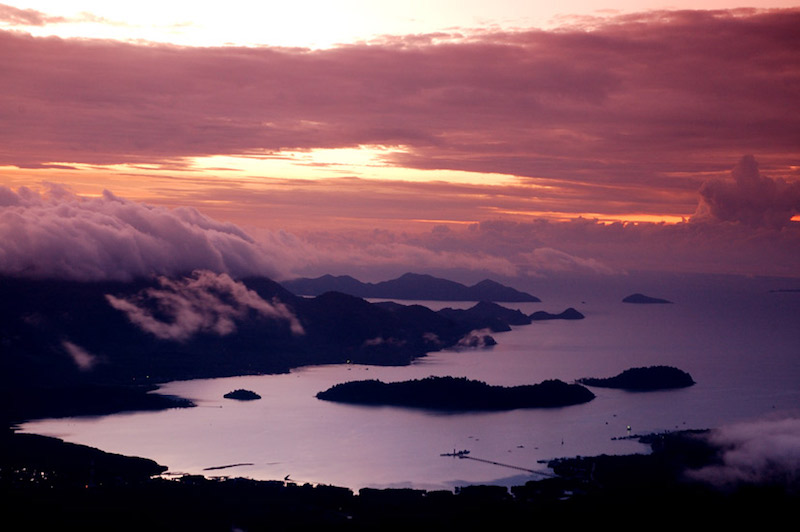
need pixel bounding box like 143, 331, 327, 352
223, 389, 261, 400
281, 272, 540, 302
439, 301, 532, 332
0, 274, 536, 422
577, 366, 695, 390
530, 308, 585, 320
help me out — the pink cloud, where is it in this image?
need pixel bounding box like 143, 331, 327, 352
0, 8, 797, 191
2, 163, 799, 284
0, 4, 64, 26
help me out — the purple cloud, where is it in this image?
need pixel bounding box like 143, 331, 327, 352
695, 155, 800, 228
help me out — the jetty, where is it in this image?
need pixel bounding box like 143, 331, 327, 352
440, 449, 471, 457
441, 451, 554, 477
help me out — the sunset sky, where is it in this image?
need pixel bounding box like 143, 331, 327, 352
1, 2, 799, 282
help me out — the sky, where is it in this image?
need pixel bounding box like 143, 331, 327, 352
1, 1, 799, 282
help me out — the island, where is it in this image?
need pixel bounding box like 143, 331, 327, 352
316, 376, 595, 410
529, 308, 585, 320
223, 389, 262, 401
577, 366, 695, 390
622, 293, 673, 304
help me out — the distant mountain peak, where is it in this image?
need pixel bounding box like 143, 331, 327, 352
398, 272, 433, 279
281, 273, 539, 302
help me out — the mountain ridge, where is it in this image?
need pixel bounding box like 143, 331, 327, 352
281, 272, 540, 302
0, 273, 539, 422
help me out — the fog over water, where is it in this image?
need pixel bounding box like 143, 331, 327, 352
21, 275, 800, 491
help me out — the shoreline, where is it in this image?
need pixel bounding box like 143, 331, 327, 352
3, 426, 795, 529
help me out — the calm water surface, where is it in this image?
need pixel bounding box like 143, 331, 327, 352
21, 279, 800, 491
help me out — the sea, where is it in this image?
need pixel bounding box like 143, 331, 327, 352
20, 274, 800, 491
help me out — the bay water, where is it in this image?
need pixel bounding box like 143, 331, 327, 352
20, 276, 800, 491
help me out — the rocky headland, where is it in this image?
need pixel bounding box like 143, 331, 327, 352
577, 366, 695, 390
529, 307, 585, 320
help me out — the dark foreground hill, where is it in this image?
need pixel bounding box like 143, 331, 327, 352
281, 272, 541, 302
0, 273, 537, 423
2, 427, 794, 530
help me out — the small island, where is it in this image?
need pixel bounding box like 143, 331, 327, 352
622, 293, 673, 304
223, 389, 262, 401
316, 376, 595, 410
530, 308, 584, 320
577, 366, 694, 391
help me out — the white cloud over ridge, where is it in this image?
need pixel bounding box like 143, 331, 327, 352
106, 270, 304, 341
0, 185, 290, 281
62, 340, 99, 371
2, 167, 799, 285
688, 416, 800, 492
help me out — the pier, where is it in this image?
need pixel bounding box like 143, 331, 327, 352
441, 451, 555, 477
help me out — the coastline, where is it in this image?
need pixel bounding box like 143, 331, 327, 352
2, 426, 795, 530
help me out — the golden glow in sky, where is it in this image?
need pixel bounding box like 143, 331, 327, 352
2, 1, 798, 233
6, 1, 796, 48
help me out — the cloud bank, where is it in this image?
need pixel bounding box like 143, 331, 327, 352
1, 8, 798, 189
106, 270, 304, 341
0, 185, 294, 281
3, 171, 799, 284
689, 416, 800, 492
